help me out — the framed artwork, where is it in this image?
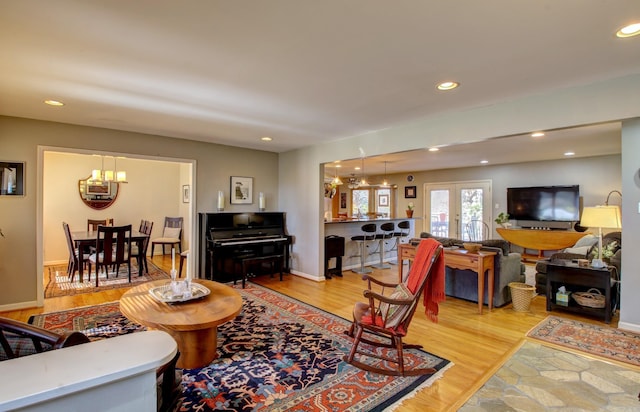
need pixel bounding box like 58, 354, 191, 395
182, 185, 190, 203
230, 176, 253, 204
379, 194, 389, 206
0, 161, 25, 196
340, 192, 347, 209
405, 186, 416, 199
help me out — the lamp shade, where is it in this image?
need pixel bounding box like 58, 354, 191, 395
580, 206, 622, 229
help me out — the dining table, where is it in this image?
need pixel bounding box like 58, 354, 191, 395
71, 229, 149, 282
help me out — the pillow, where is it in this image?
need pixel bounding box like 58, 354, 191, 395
378, 283, 413, 328
573, 234, 598, 249
562, 246, 591, 256
163, 227, 181, 239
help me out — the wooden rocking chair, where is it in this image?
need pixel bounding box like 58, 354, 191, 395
344, 239, 444, 376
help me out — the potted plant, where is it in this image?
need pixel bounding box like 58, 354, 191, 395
495, 212, 511, 228
406, 202, 415, 218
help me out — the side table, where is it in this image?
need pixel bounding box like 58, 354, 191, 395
545, 260, 615, 324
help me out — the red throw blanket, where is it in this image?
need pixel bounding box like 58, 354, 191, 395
406, 238, 445, 322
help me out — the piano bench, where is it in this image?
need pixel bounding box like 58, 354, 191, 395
235, 254, 285, 288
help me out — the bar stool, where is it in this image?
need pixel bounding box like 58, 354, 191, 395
372, 222, 394, 269
351, 223, 377, 274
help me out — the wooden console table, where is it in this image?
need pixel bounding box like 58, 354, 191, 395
398, 243, 496, 314
496, 228, 588, 261
545, 261, 615, 324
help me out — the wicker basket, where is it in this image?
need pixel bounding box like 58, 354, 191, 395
572, 288, 605, 308
509, 282, 536, 312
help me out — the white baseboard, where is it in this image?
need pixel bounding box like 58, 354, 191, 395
617, 321, 640, 333
0, 300, 41, 312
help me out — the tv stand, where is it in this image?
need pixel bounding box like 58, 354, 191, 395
496, 228, 588, 262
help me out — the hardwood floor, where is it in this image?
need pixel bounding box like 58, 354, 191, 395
0, 256, 619, 411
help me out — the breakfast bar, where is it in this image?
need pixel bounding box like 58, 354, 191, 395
325, 218, 416, 272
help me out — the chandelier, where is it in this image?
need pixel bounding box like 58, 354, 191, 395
347, 175, 359, 189
90, 155, 127, 183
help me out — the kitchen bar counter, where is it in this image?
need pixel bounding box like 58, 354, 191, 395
325, 218, 417, 273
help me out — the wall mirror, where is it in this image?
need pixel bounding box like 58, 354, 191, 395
78, 176, 119, 210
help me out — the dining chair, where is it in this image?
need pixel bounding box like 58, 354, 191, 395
88, 224, 133, 286
87, 218, 114, 231
151, 217, 183, 257
466, 220, 490, 242
131, 220, 153, 274
62, 222, 89, 282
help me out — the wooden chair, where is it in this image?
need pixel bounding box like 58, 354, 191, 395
63, 222, 89, 282
344, 239, 444, 376
87, 218, 114, 231
89, 224, 133, 286
466, 219, 489, 242
132, 220, 153, 275
151, 217, 183, 257
0, 316, 89, 360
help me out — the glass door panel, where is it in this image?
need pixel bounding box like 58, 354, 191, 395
425, 180, 492, 239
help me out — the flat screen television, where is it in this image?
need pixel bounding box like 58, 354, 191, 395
507, 185, 579, 222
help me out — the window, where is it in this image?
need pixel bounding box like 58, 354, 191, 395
352, 189, 369, 217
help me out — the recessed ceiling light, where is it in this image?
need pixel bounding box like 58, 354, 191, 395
428, 147, 439, 152
354, 166, 361, 170
436, 81, 460, 91
44, 100, 64, 106
480, 160, 489, 164
335, 164, 341, 168
616, 22, 640, 38
531, 132, 545, 138
260, 136, 272, 142
564, 151, 575, 156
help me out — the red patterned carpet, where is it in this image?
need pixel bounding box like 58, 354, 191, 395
30, 283, 452, 411
527, 315, 640, 367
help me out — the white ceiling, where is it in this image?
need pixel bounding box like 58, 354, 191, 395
1, 1, 636, 162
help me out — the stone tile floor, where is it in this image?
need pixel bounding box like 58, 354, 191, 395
460, 341, 640, 411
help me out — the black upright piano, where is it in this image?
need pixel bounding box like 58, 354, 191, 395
199, 212, 292, 282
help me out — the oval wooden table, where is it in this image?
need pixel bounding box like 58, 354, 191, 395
119, 279, 243, 369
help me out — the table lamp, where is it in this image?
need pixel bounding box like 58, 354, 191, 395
580, 205, 622, 268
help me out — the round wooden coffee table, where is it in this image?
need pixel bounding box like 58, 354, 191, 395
120, 279, 242, 369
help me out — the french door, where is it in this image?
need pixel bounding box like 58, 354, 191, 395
424, 180, 493, 240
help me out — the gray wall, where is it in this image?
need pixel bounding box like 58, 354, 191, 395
0, 116, 279, 308
619, 119, 640, 331
402, 154, 621, 235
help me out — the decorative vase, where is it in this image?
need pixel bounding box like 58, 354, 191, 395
406, 210, 414, 218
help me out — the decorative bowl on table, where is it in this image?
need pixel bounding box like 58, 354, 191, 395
149, 281, 210, 303
462, 243, 482, 253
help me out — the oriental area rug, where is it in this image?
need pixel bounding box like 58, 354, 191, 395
44, 262, 170, 298
527, 315, 640, 367
30, 283, 452, 411
460, 341, 640, 411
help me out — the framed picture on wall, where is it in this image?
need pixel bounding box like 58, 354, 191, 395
379, 194, 389, 206
405, 186, 416, 198
182, 185, 190, 203
340, 192, 347, 209
230, 176, 253, 204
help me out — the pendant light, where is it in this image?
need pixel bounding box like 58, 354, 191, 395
359, 157, 367, 186
381, 161, 389, 187
115, 157, 127, 183
332, 166, 343, 185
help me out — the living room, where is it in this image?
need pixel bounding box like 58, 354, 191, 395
1, 2, 640, 410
